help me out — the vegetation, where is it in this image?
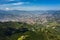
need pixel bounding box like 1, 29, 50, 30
0, 21, 60, 40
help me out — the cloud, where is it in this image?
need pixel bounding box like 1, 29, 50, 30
12, 2, 30, 5
0, 2, 30, 6
9, 0, 15, 1
0, 2, 31, 10
12, 2, 24, 5
5, 8, 10, 10
0, 7, 12, 10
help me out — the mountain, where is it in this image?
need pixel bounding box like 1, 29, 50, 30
0, 10, 60, 24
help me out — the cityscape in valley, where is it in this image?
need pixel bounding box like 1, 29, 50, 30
0, 10, 60, 40
0, 10, 60, 24
0, 0, 60, 40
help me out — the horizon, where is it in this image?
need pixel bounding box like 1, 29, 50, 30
0, 9, 60, 11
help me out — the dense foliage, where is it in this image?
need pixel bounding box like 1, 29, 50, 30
0, 22, 60, 40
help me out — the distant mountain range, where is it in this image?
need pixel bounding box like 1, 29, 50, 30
0, 10, 60, 24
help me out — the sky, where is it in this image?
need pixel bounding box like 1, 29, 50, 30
0, 0, 60, 11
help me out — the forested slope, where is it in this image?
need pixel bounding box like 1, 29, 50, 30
0, 22, 60, 40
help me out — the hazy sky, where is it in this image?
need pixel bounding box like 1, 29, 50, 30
0, 0, 60, 10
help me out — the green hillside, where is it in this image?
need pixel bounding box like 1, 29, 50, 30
0, 22, 60, 40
